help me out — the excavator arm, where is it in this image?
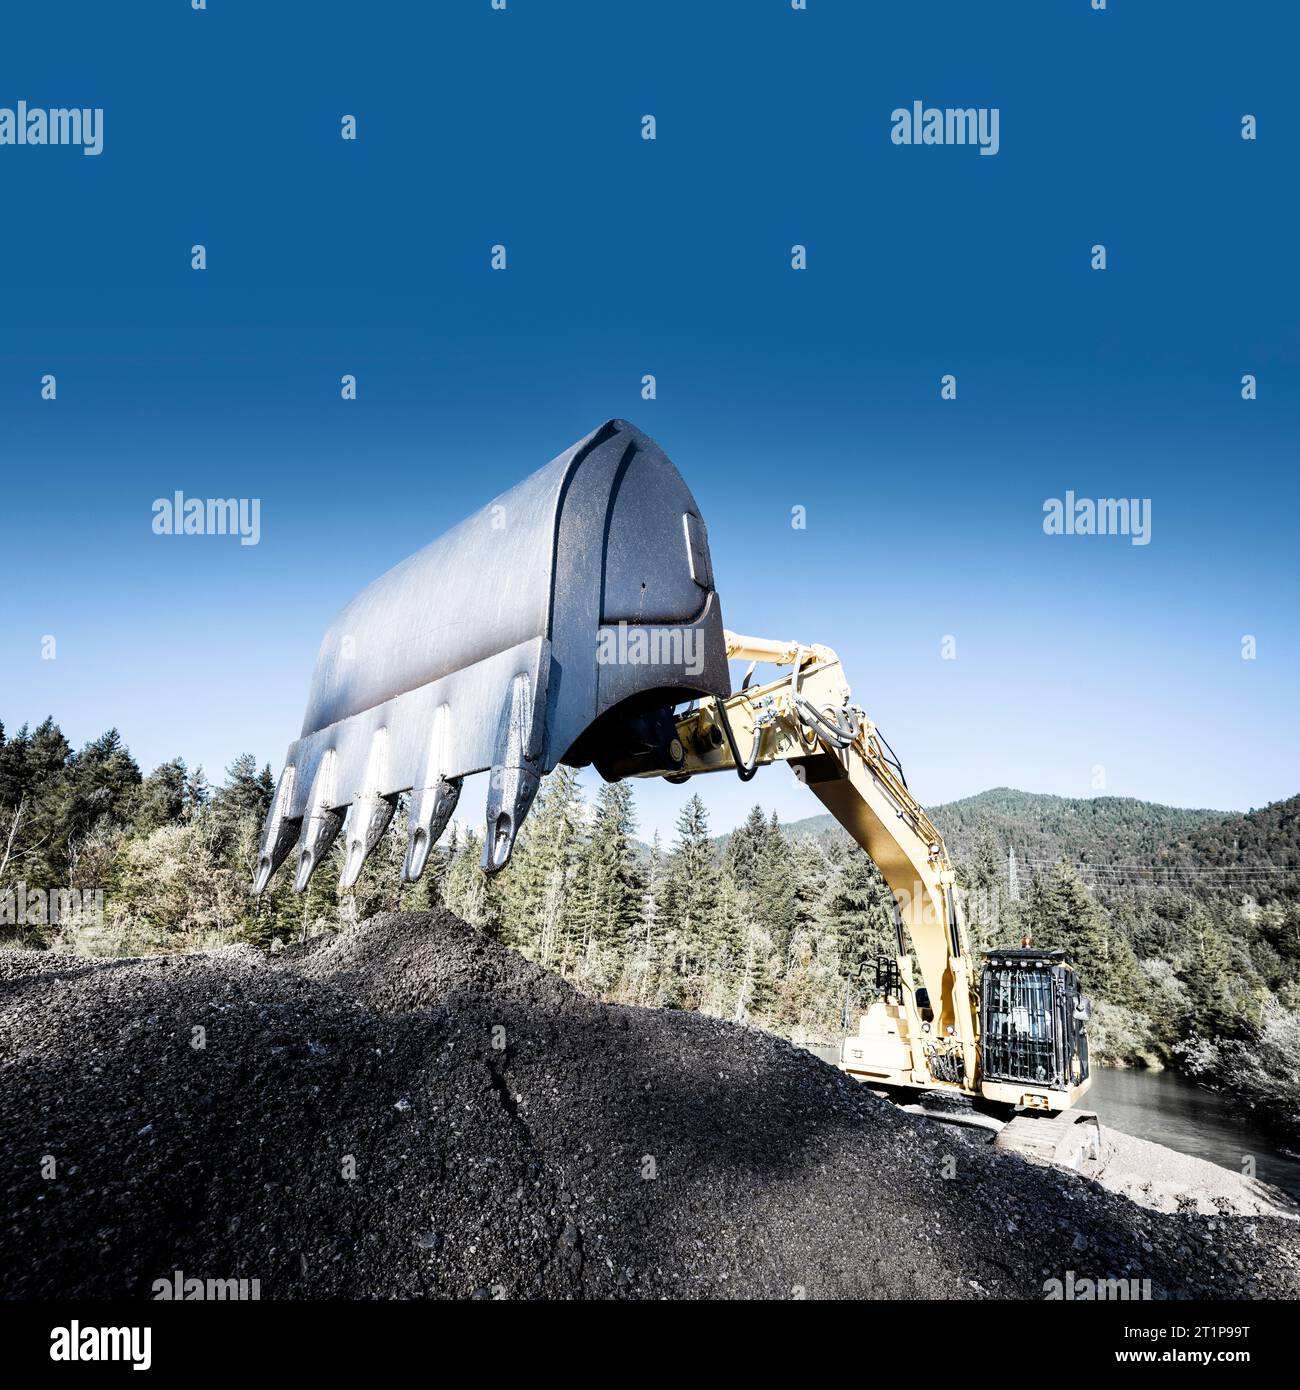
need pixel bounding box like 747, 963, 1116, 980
640, 632, 1094, 1134
636, 633, 980, 1094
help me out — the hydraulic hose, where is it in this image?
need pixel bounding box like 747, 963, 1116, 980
712, 698, 761, 782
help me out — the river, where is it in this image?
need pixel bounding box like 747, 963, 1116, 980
1089, 1066, 1300, 1201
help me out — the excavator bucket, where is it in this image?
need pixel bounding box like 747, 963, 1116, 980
255, 420, 731, 894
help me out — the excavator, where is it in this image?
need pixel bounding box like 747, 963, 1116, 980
254, 420, 1099, 1171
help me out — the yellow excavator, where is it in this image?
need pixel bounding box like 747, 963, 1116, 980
641, 631, 1099, 1168
254, 420, 1098, 1170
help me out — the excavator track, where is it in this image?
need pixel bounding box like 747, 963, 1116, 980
994, 1109, 1102, 1173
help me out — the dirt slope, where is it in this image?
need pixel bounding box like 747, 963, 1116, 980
2, 910, 1297, 1300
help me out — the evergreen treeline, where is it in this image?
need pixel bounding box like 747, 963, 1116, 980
783, 787, 1292, 878
2, 718, 1297, 1141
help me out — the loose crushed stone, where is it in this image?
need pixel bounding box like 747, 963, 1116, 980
2, 910, 1298, 1300
1090, 1127, 1298, 1219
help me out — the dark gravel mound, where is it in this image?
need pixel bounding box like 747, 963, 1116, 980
3, 911, 1297, 1300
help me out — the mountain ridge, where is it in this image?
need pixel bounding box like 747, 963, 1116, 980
752, 787, 1299, 890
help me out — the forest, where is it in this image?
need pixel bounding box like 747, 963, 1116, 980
2, 716, 1297, 1143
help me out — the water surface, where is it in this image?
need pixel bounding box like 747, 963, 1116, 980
1089, 1066, 1300, 1201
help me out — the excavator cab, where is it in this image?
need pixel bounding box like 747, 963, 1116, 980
978, 948, 1092, 1110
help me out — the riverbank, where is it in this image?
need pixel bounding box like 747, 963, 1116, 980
1086, 1122, 1297, 1218
1090, 1066, 1300, 1202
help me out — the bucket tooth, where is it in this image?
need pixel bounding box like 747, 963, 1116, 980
482, 672, 543, 874
403, 777, 462, 883
254, 766, 300, 894
402, 704, 461, 884
295, 807, 344, 893
340, 794, 397, 889
293, 751, 344, 894
339, 728, 397, 890
484, 764, 540, 873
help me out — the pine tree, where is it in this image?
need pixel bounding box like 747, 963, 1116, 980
828, 849, 895, 991
787, 839, 829, 968
755, 813, 796, 959
442, 827, 487, 925
214, 753, 272, 827
659, 794, 719, 1006
970, 819, 1002, 886
723, 805, 770, 883
3, 724, 141, 891
716, 804, 772, 1019
962, 818, 1006, 952
499, 766, 584, 963
1178, 907, 1242, 1040
133, 759, 189, 833
570, 781, 644, 990
709, 865, 748, 1017
183, 765, 208, 820
1022, 859, 1143, 1004
67, 730, 141, 828
634, 831, 665, 1004
297, 834, 342, 941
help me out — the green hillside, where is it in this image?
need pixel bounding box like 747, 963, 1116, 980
778, 787, 1300, 898
782, 789, 1226, 868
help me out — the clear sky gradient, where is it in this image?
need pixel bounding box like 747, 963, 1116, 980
2, 1, 1296, 842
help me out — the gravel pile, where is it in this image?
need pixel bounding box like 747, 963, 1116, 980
3, 910, 1298, 1300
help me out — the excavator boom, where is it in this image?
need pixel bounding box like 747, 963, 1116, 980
642, 639, 978, 1092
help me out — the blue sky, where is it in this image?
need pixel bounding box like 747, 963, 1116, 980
2, 1, 1296, 842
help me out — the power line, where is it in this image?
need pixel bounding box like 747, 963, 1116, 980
1020, 860, 1300, 874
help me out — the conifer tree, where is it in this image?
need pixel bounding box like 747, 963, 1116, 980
500, 766, 584, 963
442, 828, 487, 926
659, 794, 719, 1005
754, 813, 795, 958
1177, 907, 1242, 1039
133, 760, 189, 833
1022, 859, 1143, 1004
570, 781, 644, 990
214, 753, 271, 827
635, 831, 665, 1004
828, 849, 895, 991
724, 805, 770, 883
962, 817, 1006, 952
